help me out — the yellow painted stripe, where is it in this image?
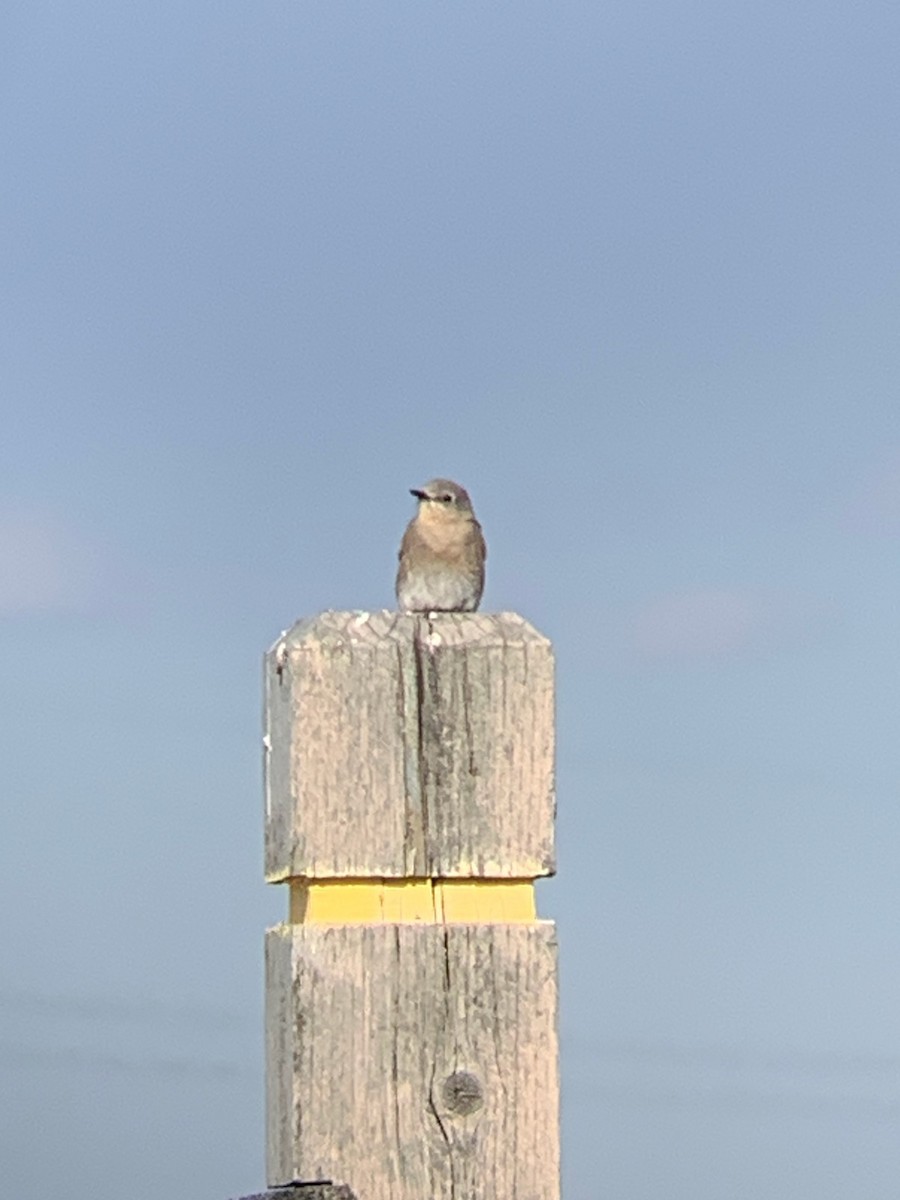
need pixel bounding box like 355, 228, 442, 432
288, 878, 536, 925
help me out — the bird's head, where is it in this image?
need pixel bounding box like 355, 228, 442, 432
410, 478, 475, 521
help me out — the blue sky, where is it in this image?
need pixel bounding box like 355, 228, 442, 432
3, 2, 900, 1197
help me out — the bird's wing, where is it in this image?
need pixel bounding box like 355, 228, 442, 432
397, 520, 421, 562
475, 518, 487, 561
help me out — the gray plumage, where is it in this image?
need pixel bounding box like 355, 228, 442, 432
395, 478, 486, 613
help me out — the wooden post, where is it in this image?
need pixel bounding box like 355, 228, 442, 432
263, 610, 558, 1200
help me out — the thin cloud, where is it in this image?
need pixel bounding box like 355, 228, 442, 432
565, 1035, 900, 1076
0, 985, 248, 1030
0, 1041, 253, 1080
633, 589, 759, 659
571, 1080, 899, 1120
564, 1036, 900, 1119
840, 449, 900, 535
0, 510, 99, 616
632, 588, 838, 661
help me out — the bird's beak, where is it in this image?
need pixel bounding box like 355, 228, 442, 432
410, 488, 427, 500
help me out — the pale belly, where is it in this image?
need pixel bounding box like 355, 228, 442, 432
397, 564, 481, 612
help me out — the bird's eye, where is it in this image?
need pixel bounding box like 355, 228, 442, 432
440, 493, 453, 503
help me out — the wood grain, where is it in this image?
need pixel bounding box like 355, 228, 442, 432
264, 611, 555, 881
266, 921, 559, 1200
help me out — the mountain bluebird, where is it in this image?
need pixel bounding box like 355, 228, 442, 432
395, 478, 486, 613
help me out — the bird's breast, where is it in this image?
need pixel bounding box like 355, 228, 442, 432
414, 516, 482, 562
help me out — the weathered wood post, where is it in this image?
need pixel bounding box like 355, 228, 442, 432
263, 609, 558, 1200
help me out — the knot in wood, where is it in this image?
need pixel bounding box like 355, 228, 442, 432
442, 1070, 484, 1115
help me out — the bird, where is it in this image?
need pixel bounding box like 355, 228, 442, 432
395, 478, 487, 613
